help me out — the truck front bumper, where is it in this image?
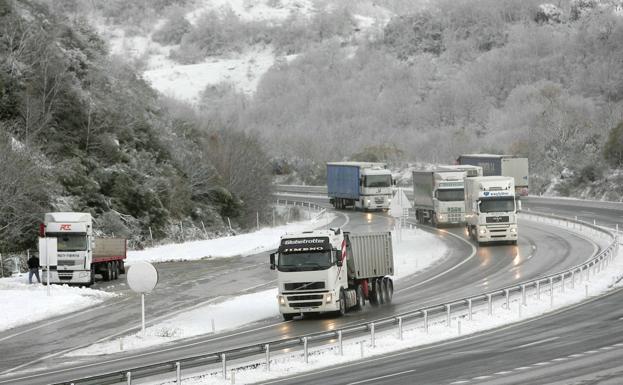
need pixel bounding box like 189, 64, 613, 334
278, 291, 340, 315
476, 225, 518, 243
42, 269, 91, 284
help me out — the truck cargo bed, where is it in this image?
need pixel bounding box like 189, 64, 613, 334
93, 238, 126, 261
347, 232, 393, 279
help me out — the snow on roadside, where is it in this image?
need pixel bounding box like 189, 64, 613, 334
127, 213, 337, 264
153, 246, 623, 385
186, 0, 314, 24
66, 227, 447, 356
0, 278, 116, 333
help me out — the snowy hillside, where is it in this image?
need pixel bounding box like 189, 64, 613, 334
96, 0, 394, 104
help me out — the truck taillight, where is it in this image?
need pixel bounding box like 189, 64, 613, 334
39, 223, 46, 237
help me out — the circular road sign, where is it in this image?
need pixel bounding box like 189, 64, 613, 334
126, 261, 158, 293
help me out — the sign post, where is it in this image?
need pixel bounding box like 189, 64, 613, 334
126, 261, 158, 336
389, 188, 413, 242
39, 238, 58, 296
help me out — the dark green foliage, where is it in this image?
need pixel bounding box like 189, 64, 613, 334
604, 122, 623, 168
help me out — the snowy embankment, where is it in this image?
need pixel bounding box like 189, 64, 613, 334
66, 226, 447, 356
0, 280, 116, 333
0, 213, 335, 333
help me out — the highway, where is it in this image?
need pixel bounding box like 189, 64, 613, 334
0, 188, 620, 385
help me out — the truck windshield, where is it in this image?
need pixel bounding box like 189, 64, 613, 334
364, 175, 391, 188
479, 197, 515, 213
47, 233, 87, 252
278, 251, 332, 272
437, 188, 464, 201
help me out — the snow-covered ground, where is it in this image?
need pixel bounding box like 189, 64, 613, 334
65, 216, 621, 385
0, 213, 334, 333
66, 226, 447, 356
0, 279, 116, 333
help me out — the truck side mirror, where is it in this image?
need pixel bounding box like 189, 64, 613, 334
269, 253, 276, 270
335, 250, 343, 267
516, 199, 522, 213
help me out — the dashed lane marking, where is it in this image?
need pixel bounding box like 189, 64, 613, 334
346, 369, 416, 385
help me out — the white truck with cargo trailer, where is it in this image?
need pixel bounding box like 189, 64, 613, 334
412, 167, 480, 226
40, 212, 127, 286
464, 176, 519, 245
270, 229, 394, 320
457, 154, 529, 196
327, 162, 393, 211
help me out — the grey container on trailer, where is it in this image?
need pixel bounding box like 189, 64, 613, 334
346, 232, 394, 279
93, 238, 126, 260
412, 170, 435, 210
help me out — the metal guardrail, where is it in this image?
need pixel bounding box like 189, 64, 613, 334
56, 206, 619, 385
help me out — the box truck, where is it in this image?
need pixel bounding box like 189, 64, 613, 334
464, 176, 519, 245
457, 154, 529, 196
40, 212, 127, 286
270, 229, 394, 320
327, 162, 393, 210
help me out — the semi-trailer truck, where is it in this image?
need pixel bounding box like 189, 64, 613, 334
270, 229, 394, 320
464, 176, 519, 245
413, 166, 483, 226
40, 212, 127, 286
327, 162, 393, 211
413, 169, 466, 226
457, 154, 529, 196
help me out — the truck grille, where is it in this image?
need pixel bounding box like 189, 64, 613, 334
374, 197, 385, 204
58, 271, 74, 280
448, 213, 463, 222
284, 282, 325, 291
287, 293, 324, 309
486, 216, 509, 223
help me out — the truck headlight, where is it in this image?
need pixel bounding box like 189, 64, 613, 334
510, 227, 517, 234
366, 199, 371, 204
325, 293, 333, 303
479, 227, 487, 235
438, 214, 447, 221
278, 295, 286, 306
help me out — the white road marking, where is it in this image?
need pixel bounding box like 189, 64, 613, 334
515, 367, 531, 371
511, 336, 560, 350
552, 358, 569, 362
600, 346, 614, 350
568, 354, 584, 358
346, 370, 416, 385
533, 362, 549, 366
495, 371, 513, 375
584, 350, 599, 354
472, 375, 493, 380
450, 381, 470, 384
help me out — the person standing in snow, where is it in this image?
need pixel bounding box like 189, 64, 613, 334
27, 254, 41, 284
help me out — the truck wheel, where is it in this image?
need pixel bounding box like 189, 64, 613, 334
119, 261, 125, 274
383, 277, 394, 303
112, 261, 119, 280
337, 289, 346, 316
104, 262, 112, 281
355, 285, 365, 310
282, 313, 294, 321
88, 264, 95, 286
379, 278, 388, 304
370, 279, 382, 306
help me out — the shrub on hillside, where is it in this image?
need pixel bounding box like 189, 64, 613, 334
152, 7, 191, 45
604, 121, 623, 168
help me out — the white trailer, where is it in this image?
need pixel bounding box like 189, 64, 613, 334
270, 229, 394, 320
413, 169, 468, 226
464, 176, 519, 245
40, 212, 127, 286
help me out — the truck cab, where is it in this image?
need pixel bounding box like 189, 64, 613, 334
358, 166, 393, 210
41, 212, 94, 284
270, 229, 348, 320
464, 176, 518, 245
